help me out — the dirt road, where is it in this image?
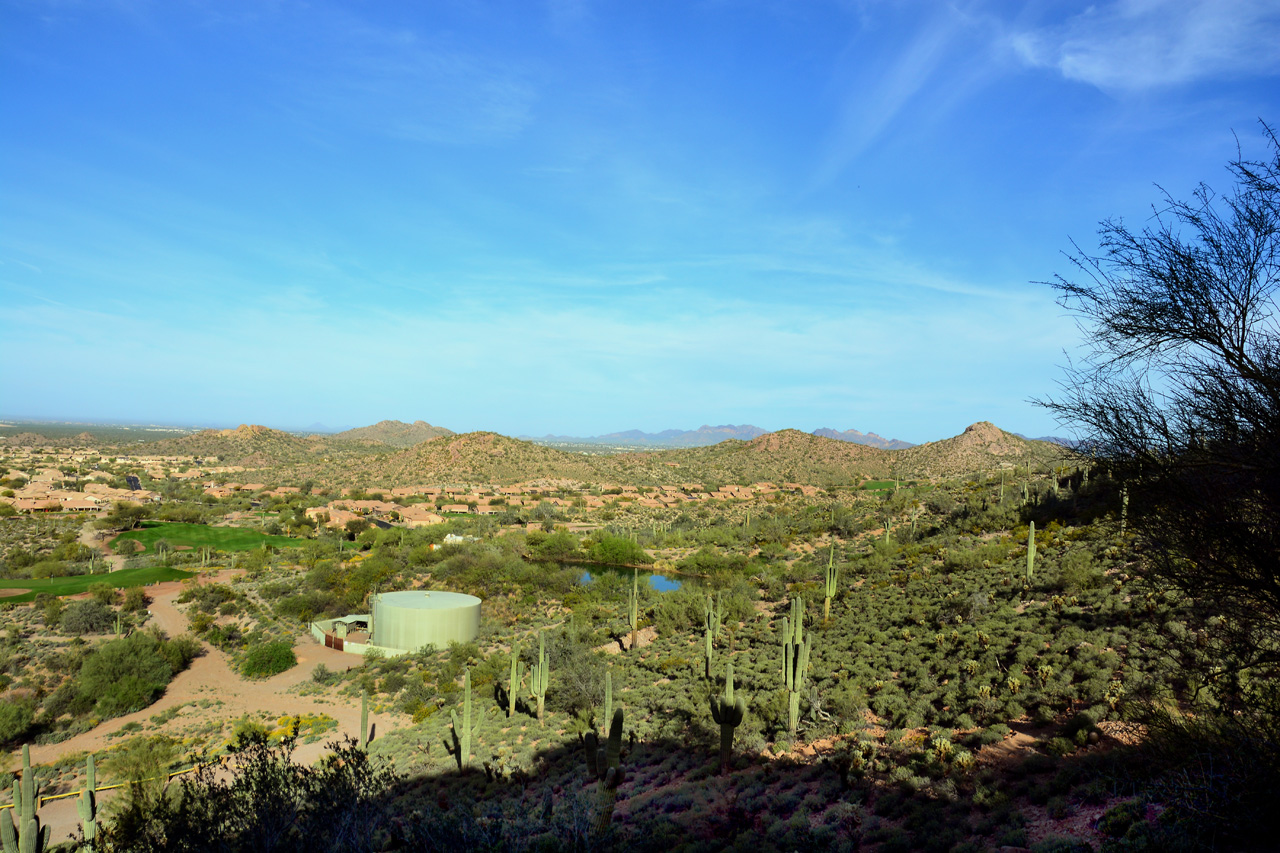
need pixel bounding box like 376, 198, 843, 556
20, 570, 408, 842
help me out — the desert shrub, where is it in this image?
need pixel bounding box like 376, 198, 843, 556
241, 641, 297, 678
60, 599, 117, 635
179, 583, 237, 614
311, 664, 341, 686
1059, 550, 1104, 591
79, 633, 174, 718
122, 586, 150, 612
0, 696, 36, 745
157, 634, 201, 672
31, 559, 73, 578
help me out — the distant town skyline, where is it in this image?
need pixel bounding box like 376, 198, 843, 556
3, 1, 1278, 445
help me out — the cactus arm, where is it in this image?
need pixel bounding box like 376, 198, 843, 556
824, 547, 839, 621
77, 755, 96, 849
1, 806, 16, 853
530, 632, 549, 724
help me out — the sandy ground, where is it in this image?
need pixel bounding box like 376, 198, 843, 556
78, 521, 126, 572
20, 566, 407, 843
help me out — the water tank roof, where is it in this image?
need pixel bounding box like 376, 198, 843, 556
377, 590, 481, 611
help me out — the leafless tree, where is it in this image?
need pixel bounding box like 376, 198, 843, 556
1039, 121, 1280, 709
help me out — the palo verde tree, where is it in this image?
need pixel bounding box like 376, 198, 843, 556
1039, 121, 1280, 715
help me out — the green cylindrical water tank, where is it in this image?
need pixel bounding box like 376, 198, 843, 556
371, 591, 481, 652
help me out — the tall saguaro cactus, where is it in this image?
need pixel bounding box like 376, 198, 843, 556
508, 642, 523, 718
1026, 521, 1037, 582
359, 688, 369, 749
628, 568, 640, 650
583, 709, 625, 837
782, 598, 810, 734
823, 546, 840, 622
450, 669, 479, 769
530, 631, 549, 724
77, 755, 96, 852
1, 745, 51, 853
704, 619, 714, 680
709, 661, 746, 774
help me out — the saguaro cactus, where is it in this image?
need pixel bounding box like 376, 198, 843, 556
1120, 485, 1129, 536
530, 631, 549, 724
704, 619, 714, 680
602, 668, 613, 732
77, 755, 96, 852
704, 593, 722, 640
782, 598, 810, 734
359, 688, 369, 749
1, 744, 51, 853
508, 642, 523, 718
823, 546, 839, 622
709, 661, 746, 774
583, 709, 625, 837
1026, 521, 1037, 582
450, 669, 479, 769
628, 568, 640, 650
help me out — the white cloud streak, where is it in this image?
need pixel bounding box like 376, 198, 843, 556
1010, 0, 1280, 93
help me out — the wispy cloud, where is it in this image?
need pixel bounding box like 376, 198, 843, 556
1010, 0, 1280, 93
813, 7, 966, 186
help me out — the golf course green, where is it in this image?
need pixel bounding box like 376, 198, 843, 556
0, 565, 195, 603
114, 521, 298, 554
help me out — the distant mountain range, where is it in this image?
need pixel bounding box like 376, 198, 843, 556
522, 424, 914, 449
0, 418, 1067, 485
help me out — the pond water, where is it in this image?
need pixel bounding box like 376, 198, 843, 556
577, 563, 683, 592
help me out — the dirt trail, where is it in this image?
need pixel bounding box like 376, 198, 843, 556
78, 521, 125, 572
21, 572, 407, 842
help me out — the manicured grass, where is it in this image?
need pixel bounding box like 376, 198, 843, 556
115, 521, 299, 554
0, 565, 195, 602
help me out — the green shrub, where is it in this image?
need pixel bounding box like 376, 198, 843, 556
1098, 800, 1145, 838
79, 633, 175, 718
60, 599, 117, 635
241, 641, 297, 678
0, 696, 36, 745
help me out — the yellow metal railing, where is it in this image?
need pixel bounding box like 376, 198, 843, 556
0, 759, 221, 810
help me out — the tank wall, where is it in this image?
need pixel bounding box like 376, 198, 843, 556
372, 599, 481, 651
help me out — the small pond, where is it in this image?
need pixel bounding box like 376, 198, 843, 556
577, 563, 683, 592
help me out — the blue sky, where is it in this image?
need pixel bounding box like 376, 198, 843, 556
3, 0, 1278, 443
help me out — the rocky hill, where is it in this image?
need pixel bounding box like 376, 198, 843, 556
613, 429, 892, 485
123, 424, 327, 468
892, 421, 1068, 479
368, 432, 601, 485
330, 419, 454, 447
